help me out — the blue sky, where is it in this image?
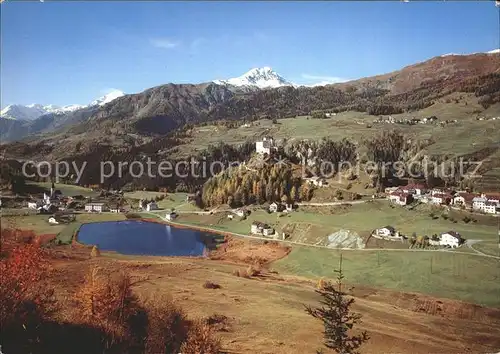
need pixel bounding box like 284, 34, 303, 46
1, 1, 499, 107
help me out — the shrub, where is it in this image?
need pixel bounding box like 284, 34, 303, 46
180, 320, 222, 354
0, 243, 56, 352
90, 245, 101, 257
316, 278, 329, 290
204, 313, 231, 332
203, 281, 221, 289
142, 294, 190, 354
73, 267, 143, 349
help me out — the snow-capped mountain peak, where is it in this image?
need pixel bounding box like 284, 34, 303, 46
1, 103, 86, 121
1, 90, 125, 121
1, 104, 49, 121
90, 90, 125, 107
214, 67, 293, 88
441, 48, 500, 57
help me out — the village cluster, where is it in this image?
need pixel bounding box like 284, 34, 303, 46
386, 184, 500, 214
373, 115, 458, 126
24, 184, 127, 215
20, 183, 127, 224
372, 225, 464, 248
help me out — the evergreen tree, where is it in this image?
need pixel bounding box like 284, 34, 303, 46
305, 255, 369, 354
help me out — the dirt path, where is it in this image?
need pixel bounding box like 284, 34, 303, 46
297, 200, 374, 206
466, 239, 496, 257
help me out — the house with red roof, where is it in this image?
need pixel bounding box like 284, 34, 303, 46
452, 192, 476, 207
401, 183, 428, 196
431, 193, 452, 205
388, 191, 413, 206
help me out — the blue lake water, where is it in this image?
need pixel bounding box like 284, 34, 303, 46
77, 220, 215, 256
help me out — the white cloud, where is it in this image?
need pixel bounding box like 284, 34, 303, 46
149, 38, 180, 49
301, 74, 349, 86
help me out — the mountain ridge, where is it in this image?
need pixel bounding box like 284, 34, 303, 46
1, 52, 499, 145
1, 90, 125, 122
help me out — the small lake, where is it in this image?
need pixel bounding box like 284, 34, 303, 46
77, 220, 218, 256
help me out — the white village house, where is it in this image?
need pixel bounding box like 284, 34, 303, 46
146, 202, 158, 211
472, 195, 488, 210
484, 201, 499, 214
439, 231, 462, 248
251, 221, 275, 236
388, 191, 412, 206
85, 202, 108, 213
48, 216, 59, 225
27, 201, 40, 209
269, 202, 282, 213
400, 183, 427, 196
473, 194, 500, 214
375, 226, 397, 237
234, 209, 246, 217
452, 192, 475, 207
304, 176, 327, 187
255, 136, 275, 155
431, 193, 452, 205
165, 212, 177, 221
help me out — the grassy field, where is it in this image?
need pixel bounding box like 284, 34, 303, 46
171, 99, 499, 158
47, 254, 500, 353
26, 182, 98, 197
273, 246, 500, 307
472, 242, 500, 258
124, 191, 200, 212
175, 201, 499, 245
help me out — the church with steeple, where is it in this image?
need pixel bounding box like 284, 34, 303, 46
43, 182, 62, 206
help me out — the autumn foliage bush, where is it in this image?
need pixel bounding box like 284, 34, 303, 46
73, 266, 144, 349
203, 280, 222, 289
142, 294, 190, 354
180, 320, 222, 354
73, 267, 222, 354
0, 242, 56, 353
0, 242, 222, 354
90, 245, 101, 257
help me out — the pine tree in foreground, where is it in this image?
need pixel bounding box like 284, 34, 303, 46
305, 255, 369, 354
